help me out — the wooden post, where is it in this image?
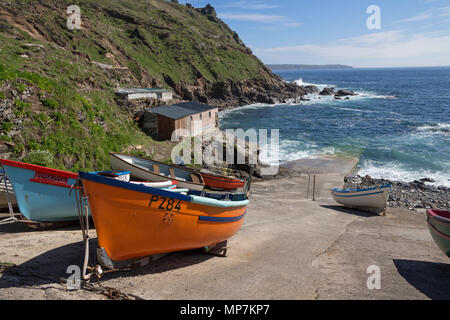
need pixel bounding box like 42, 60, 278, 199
306, 175, 311, 200
312, 174, 316, 202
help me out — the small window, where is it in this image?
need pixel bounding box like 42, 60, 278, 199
209, 111, 212, 118
190, 116, 193, 120
200, 114, 202, 120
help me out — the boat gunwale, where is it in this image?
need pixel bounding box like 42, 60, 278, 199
110, 152, 205, 187
427, 210, 450, 226
80, 171, 192, 202
80, 172, 249, 208
0, 159, 78, 180
332, 184, 391, 194
331, 190, 388, 198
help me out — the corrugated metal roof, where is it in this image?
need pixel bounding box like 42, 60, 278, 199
116, 88, 172, 94
148, 102, 217, 120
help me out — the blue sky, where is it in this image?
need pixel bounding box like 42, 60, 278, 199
179, 0, 450, 67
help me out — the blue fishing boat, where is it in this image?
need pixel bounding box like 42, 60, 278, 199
0, 159, 82, 222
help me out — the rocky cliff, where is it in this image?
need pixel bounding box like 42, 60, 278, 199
0, 0, 308, 170
1, 0, 307, 108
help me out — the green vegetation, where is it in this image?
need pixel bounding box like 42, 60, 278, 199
41, 98, 58, 109
1, 122, 13, 133
0, 0, 276, 171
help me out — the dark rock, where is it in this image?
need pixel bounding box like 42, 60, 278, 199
199, 4, 217, 17
335, 89, 358, 97
302, 85, 320, 94
198, 95, 208, 103
319, 87, 335, 95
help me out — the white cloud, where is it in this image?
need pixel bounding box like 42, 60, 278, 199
397, 6, 450, 23
218, 11, 302, 29
253, 30, 450, 67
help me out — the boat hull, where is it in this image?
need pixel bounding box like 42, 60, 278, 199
427, 210, 450, 258
331, 185, 391, 211
110, 153, 204, 191
200, 172, 245, 191
0, 160, 81, 222
80, 172, 247, 264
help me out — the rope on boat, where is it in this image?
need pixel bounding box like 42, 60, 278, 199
74, 181, 95, 281
0, 168, 18, 225
72, 179, 143, 300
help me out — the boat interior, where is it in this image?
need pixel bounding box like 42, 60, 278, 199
116, 154, 201, 184
188, 189, 247, 201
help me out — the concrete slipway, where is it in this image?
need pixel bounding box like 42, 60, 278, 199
0, 157, 448, 300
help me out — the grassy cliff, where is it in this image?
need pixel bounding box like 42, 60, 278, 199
0, 0, 300, 171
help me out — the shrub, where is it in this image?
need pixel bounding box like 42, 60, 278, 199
0, 134, 12, 142
23, 150, 54, 167
14, 82, 27, 94
42, 98, 58, 109
1, 122, 13, 132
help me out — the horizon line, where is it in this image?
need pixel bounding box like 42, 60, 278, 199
266, 64, 450, 69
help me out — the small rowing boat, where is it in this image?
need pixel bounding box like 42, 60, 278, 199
0, 169, 17, 209
79, 171, 249, 269
331, 184, 391, 212
200, 171, 245, 191
110, 152, 205, 191
426, 210, 450, 258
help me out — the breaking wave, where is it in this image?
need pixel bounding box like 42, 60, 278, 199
358, 160, 450, 188
416, 123, 450, 135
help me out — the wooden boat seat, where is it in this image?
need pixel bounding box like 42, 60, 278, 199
169, 168, 176, 179
152, 164, 160, 174
190, 174, 201, 184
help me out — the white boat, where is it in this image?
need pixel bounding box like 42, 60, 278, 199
331, 184, 391, 212
0, 169, 17, 209
110, 153, 205, 191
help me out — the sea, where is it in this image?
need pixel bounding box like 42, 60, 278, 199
219, 67, 450, 187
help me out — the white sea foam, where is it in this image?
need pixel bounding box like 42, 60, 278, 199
293, 78, 397, 102
294, 77, 332, 89
358, 160, 450, 188
416, 123, 450, 135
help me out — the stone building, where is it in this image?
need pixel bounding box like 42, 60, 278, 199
115, 88, 173, 102
142, 101, 218, 141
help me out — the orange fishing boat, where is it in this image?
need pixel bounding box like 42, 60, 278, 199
79, 172, 249, 269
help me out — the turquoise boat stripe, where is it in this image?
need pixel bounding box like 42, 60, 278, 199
332, 191, 384, 198
198, 211, 247, 222
189, 195, 249, 208
332, 184, 391, 193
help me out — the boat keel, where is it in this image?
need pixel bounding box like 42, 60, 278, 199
203, 240, 228, 257
96, 247, 169, 270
